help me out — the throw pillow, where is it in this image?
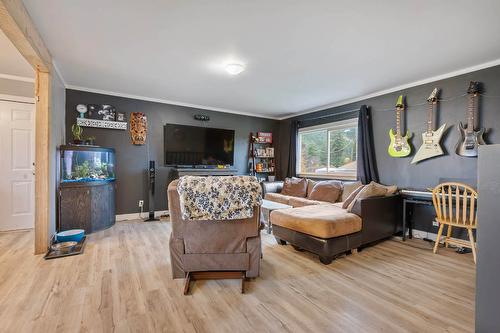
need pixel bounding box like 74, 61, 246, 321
341, 184, 364, 209
369, 181, 398, 196
281, 177, 308, 197
306, 179, 317, 197
307, 180, 342, 203
341, 181, 363, 202
347, 182, 388, 216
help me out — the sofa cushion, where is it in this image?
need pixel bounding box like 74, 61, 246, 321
288, 196, 324, 207
270, 204, 362, 239
307, 180, 342, 203
281, 177, 308, 197
341, 181, 363, 202
264, 193, 293, 205
347, 182, 388, 215
342, 185, 365, 209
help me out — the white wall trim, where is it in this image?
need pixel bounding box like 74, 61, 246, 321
116, 210, 169, 222
0, 93, 35, 104
65, 84, 279, 120
0, 227, 34, 233
0, 73, 35, 83
279, 57, 500, 120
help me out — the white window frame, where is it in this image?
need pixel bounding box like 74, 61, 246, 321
297, 118, 358, 180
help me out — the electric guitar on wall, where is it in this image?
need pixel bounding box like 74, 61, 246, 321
411, 88, 446, 164
388, 95, 412, 157
456, 81, 486, 157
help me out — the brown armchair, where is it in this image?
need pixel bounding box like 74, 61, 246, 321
167, 180, 262, 293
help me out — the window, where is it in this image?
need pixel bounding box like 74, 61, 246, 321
297, 118, 358, 179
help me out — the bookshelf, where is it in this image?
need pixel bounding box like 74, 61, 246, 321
248, 132, 275, 181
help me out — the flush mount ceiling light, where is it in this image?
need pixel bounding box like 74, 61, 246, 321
225, 63, 245, 75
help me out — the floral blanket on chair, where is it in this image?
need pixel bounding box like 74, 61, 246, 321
177, 176, 262, 220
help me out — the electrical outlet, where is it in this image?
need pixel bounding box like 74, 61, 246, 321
432, 220, 439, 227
138, 200, 144, 208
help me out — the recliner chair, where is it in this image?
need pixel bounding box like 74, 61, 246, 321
167, 179, 262, 294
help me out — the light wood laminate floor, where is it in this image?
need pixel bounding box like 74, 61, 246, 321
0, 221, 475, 333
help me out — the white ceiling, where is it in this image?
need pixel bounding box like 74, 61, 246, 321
0, 29, 34, 78
22, 0, 500, 119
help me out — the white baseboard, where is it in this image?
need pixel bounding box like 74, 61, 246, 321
406, 229, 461, 246
411, 229, 439, 241
116, 210, 169, 222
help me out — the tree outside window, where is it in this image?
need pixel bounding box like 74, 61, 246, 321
297, 118, 358, 179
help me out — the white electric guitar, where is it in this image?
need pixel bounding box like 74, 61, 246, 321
411, 88, 446, 164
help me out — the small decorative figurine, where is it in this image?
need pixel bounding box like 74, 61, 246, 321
76, 104, 88, 118
129, 112, 147, 145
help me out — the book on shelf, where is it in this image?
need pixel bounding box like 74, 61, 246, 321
254, 147, 274, 158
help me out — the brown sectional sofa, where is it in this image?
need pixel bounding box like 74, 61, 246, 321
263, 180, 401, 264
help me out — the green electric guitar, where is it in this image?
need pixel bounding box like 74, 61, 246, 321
388, 95, 412, 157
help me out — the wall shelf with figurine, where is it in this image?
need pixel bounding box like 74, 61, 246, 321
74, 103, 128, 131
248, 132, 276, 181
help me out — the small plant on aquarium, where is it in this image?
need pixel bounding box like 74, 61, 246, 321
85, 136, 96, 145
72, 123, 83, 144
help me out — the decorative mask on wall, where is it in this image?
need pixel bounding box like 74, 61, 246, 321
129, 112, 148, 145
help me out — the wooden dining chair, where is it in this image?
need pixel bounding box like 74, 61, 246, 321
432, 182, 477, 263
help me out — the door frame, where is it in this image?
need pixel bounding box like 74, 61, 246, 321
1, 0, 53, 254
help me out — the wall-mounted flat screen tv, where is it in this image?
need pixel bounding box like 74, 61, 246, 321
164, 124, 235, 166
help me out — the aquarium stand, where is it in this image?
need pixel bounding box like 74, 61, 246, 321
58, 145, 117, 234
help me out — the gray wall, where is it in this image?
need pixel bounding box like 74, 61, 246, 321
279, 65, 500, 233
476, 144, 500, 332
49, 72, 66, 238
66, 89, 279, 214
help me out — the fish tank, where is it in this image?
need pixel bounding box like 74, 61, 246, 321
60, 145, 115, 183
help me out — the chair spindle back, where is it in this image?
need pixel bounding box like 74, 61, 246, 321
432, 182, 477, 227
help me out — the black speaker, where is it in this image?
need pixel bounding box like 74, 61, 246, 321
145, 160, 159, 221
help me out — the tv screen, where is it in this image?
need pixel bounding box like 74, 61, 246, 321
164, 124, 235, 166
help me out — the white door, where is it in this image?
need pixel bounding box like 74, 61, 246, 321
0, 100, 35, 231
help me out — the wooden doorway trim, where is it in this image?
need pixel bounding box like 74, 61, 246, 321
0, 0, 53, 254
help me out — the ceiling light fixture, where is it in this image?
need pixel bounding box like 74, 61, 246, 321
225, 63, 245, 75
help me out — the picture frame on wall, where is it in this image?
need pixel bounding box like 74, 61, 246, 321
82, 104, 122, 122
257, 132, 272, 143
87, 104, 100, 119
99, 105, 116, 121
116, 112, 126, 122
